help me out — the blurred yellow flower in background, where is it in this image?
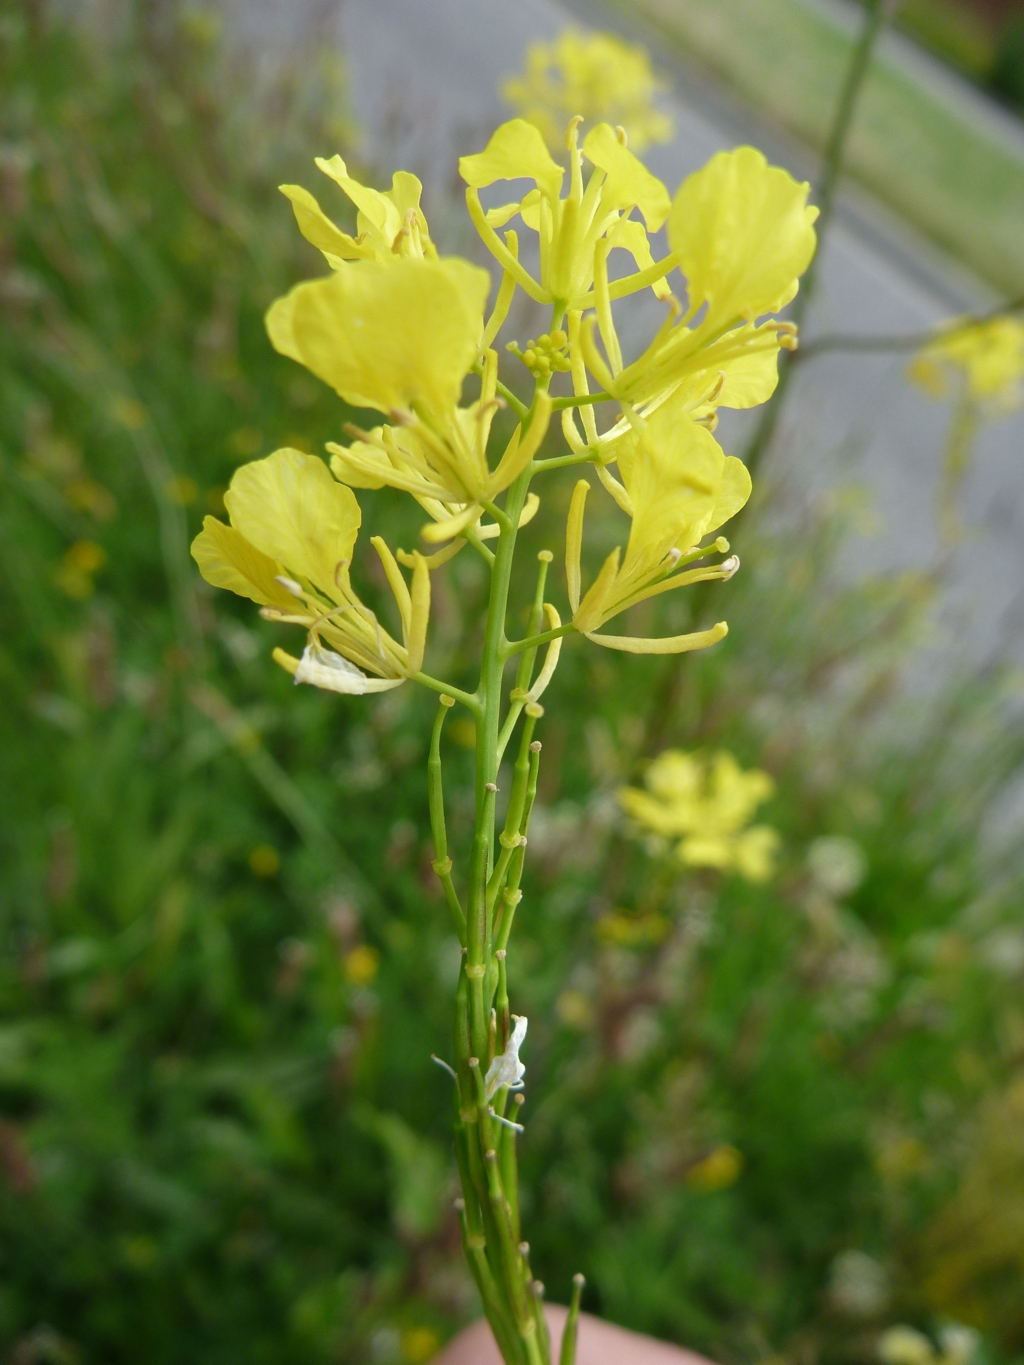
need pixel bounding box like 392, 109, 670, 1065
344, 944, 380, 986
620, 748, 778, 880
909, 314, 1024, 413
248, 845, 280, 878
686, 1143, 744, 1192
53, 539, 107, 599
907, 312, 1024, 542
503, 29, 673, 153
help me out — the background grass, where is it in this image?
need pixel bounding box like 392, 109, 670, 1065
2, 4, 1024, 1364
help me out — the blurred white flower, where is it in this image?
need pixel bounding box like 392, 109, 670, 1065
828, 1249, 888, 1317
808, 835, 867, 898
938, 1325, 980, 1365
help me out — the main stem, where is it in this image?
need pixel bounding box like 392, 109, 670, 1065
447, 392, 559, 1365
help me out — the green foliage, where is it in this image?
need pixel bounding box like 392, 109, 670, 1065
991, 16, 1024, 112
2, 4, 1024, 1364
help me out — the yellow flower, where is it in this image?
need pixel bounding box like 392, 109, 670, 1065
686, 1144, 744, 1192
619, 748, 778, 881
190, 448, 430, 694
344, 944, 380, 986
327, 348, 552, 544
267, 256, 551, 541
279, 155, 437, 268
503, 29, 673, 154
460, 116, 672, 319
908, 313, 1024, 414
565, 404, 748, 653
580, 146, 817, 424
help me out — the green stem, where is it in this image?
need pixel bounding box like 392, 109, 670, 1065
559, 1275, 585, 1365
413, 670, 479, 713
937, 392, 978, 547
503, 622, 574, 660
531, 450, 598, 472
550, 390, 610, 410
428, 697, 467, 943
744, 0, 890, 477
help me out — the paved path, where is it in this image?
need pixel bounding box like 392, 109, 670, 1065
222, 0, 1024, 665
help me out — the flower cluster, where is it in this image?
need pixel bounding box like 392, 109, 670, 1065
192, 114, 816, 684
502, 28, 673, 154
619, 748, 779, 881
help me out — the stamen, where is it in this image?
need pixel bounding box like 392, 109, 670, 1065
275, 575, 305, 597
431, 1054, 458, 1081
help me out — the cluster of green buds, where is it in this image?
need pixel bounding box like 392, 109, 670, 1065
506, 330, 572, 380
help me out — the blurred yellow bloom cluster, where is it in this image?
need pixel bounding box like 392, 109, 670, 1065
619, 749, 779, 880
503, 29, 673, 153
191, 106, 817, 685
909, 314, 1024, 414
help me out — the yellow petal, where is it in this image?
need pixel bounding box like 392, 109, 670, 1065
224, 448, 360, 599
585, 620, 728, 653
525, 603, 563, 702
682, 319, 785, 409
405, 551, 431, 675
327, 443, 389, 490
387, 169, 427, 219
265, 258, 490, 417
706, 456, 752, 535
190, 516, 294, 607
371, 535, 411, 635
582, 123, 670, 230
669, 146, 817, 326
420, 502, 482, 543
566, 478, 589, 614
573, 546, 621, 634
265, 289, 301, 365
278, 184, 370, 262
314, 154, 401, 239
607, 217, 673, 299
618, 407, 727, 561
459, 118, 563, 199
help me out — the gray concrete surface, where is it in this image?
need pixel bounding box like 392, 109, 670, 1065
221, 0, 1024, 666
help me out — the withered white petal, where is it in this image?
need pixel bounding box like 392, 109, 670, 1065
485, 1014, 528, 1099
294, 644, 403, 695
